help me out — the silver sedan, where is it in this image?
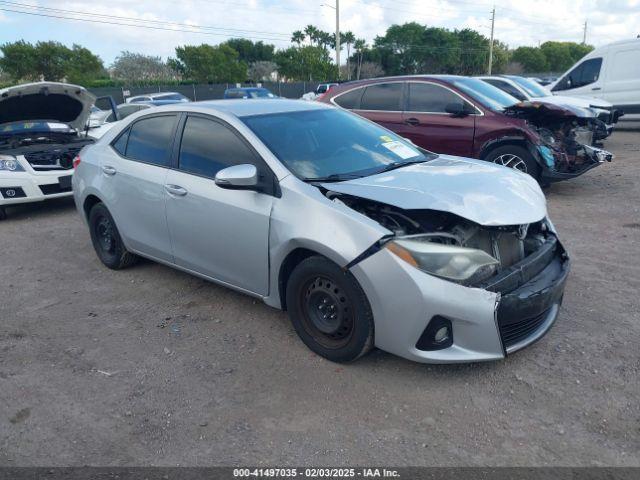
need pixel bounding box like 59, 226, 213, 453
72, 100, 569, 364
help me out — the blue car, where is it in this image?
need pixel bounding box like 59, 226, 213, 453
223, 87, 277, 99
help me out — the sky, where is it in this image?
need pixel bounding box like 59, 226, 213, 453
0, 0, 638, 65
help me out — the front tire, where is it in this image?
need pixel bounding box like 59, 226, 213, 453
485, 145, 541, 182
0, 207, 6, 221
285, 256, 374, 363
88, 203, 138, 270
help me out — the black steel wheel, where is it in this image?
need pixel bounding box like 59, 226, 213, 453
286, 256, 374, 362
88, 203, 138, 270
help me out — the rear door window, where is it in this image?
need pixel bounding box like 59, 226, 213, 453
407, 82, 467, 112
125, 115, 177, 167
359, 83, 403, 111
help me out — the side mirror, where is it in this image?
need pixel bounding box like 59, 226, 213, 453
215, 164, 259, 190
445, 102, 471, 117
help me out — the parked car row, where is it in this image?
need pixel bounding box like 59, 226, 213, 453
317, 75, 614, 185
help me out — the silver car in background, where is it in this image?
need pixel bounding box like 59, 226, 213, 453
73, 100, 569, 364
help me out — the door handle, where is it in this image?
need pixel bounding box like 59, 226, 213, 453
404, 117, 420, 126
591, 87, 601, 91
164, 184, 188, 197
102, 165, 117, 176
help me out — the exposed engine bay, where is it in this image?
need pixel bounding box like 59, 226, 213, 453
505, 101, 613, 174
532, 122, 611, 174
328, 192, 549, 279
0, 131, 93, 171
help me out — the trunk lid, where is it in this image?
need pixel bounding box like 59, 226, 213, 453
0, 82, 96, 131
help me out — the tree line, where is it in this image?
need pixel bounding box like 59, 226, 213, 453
0, 23, 594, 87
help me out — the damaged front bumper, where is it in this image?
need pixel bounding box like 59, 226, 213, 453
537, 143, 613, 184
349, 234, 569, 363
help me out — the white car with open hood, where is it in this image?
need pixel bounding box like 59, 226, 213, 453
0, 82, 96, 220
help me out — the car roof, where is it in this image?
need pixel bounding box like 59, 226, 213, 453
148, 98, 332, 117
226, 87, 270, 91
336, 74, 475, 88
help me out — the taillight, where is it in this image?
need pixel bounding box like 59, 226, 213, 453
72, 155, 81, 169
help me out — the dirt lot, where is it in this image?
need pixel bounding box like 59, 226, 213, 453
1, 131, 639, 467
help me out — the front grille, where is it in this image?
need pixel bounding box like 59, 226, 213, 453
39, 182, 72, 195
499, 309, 549, 349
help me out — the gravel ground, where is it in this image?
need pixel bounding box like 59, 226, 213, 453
0, 131, 639, 467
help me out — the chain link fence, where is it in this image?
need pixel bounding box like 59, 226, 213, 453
89, 82, 322, 104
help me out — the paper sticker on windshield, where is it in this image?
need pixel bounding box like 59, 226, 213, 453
382, 141, 420, 159
380, 135, 393, 143
47, 122, 69, 130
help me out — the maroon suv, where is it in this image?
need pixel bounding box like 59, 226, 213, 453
318, 75, 612, 184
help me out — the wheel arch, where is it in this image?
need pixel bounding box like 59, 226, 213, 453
277, 247, 335, 311
479, 135, 537, 161
82, 194, 104, 221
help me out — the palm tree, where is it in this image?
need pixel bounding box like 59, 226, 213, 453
319, 31, 333, 51
354, 38, 366, 80
342, 31, 356, 79
304, 25, 320, 46
291, 30, 305, 46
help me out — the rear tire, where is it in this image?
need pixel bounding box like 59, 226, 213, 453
285, 256, 374, 363
0, 207, 6, 221
485, 145, 541, 182
88, 203, 138, 270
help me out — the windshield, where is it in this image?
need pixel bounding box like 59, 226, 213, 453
242, 108, 433, 180
510, 77, 551, 98
249, 89, 275, 98
155, 93, 188, 101
451, 77, 519, 111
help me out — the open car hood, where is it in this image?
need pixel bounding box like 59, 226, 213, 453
323, 156, 547, 227
504, 100, 597, 120
0, 82, 96, 131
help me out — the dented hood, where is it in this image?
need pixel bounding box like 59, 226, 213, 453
531, 94, 612, 111
0, 82, 96, 131
505, 100, 597, 119
323, 156, 547, 226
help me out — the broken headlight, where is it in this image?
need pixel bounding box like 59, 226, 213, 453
385, 235, 499, 285
0, 156, 24, 172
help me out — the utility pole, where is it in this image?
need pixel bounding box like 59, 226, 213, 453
335, 0, 341, 80
582, 20, 587, 44
488, 6, 495, 75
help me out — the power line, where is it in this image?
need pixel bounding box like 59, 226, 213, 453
0, 4, 294, 43
0, 1, 292, 38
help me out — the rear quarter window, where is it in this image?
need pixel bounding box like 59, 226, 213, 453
333, 88, 364, 109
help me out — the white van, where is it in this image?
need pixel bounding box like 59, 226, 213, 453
550, 39, 640, 116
